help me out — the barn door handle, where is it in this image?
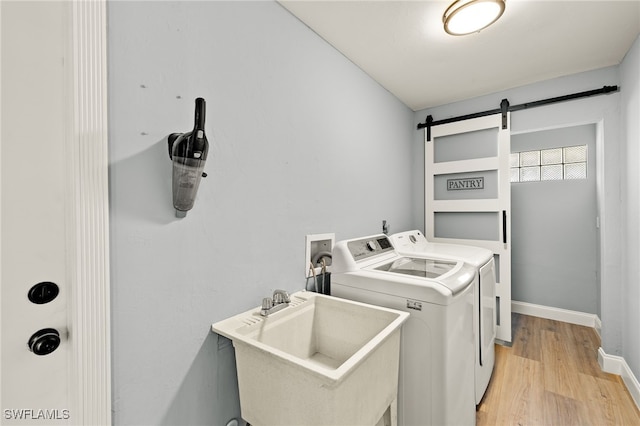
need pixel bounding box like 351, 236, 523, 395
502, 210, 507, 244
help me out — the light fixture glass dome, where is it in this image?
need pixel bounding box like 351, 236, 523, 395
443, 0, 506, 36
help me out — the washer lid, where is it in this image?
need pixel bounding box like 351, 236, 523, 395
374, 257, 457, 279
390, 230, 493, 267
371, 256, 475, 295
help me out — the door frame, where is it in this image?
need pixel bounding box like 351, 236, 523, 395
66, 1, 111, 423
510, 120, 603, 324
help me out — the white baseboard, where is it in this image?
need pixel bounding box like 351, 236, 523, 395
511, 300, 601, 328
598, 347, 640, 411
594, 315, 602, 338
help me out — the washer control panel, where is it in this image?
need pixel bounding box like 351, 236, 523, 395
347, 235, 395, 261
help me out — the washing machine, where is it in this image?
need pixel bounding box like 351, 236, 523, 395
331, 234, 476, 426
390, 230, 496, 405
390, 230, 496, 404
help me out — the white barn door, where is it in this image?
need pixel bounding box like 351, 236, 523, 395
425, 113, 512, 342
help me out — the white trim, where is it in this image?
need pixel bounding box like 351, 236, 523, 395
0, 1, 3, 412
67, 1, 111, 424
594, 315, 602, 338
598, 348, 640, 411
511, 300, 600, 328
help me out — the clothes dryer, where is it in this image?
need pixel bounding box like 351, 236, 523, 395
331, 234, 476, 426
390, 230, 496, 404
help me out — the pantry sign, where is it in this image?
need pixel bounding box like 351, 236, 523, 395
447, 177, 484, 191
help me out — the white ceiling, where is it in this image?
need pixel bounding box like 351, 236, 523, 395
278, 0, 640, 111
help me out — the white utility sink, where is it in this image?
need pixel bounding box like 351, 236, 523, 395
211, 291, 409, 426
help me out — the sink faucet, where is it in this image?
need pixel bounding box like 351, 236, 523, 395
260, 289, 290, 316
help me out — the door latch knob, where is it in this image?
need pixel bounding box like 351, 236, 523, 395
28, 328, 61, 356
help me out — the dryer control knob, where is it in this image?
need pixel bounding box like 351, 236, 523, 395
366, 241, 377, 251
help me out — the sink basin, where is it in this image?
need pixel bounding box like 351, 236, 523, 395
212, 291, 409, 426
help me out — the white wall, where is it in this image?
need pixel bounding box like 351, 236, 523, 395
107, 1, 414, 424
413, 66, 624, 354
621, 35, 640, 383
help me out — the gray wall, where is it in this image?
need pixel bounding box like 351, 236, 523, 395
621, 35, 640, 388
108, 2, 414, 424
107, 1, 640, 421
511, 125, 598, 315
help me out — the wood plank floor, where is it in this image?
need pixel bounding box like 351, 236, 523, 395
477, 313, 640, 425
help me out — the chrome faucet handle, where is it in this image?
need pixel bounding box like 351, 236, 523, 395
260, 292, 290, 317
272, 289, 290, 305
261, 297, 273, 311
260, 297, 274, 316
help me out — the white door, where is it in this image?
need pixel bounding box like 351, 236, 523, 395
425, 113, 512, 342
1, 2, 71, 423
1, 2, 110, 424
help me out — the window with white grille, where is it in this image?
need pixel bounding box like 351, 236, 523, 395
510, 145, 587, 183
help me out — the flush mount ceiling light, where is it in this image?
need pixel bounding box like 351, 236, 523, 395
443, 0, 506, 36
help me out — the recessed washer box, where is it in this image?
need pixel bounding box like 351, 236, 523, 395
305, 233, 334, 277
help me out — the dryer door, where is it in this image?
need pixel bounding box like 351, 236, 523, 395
479, 259, 497, 363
